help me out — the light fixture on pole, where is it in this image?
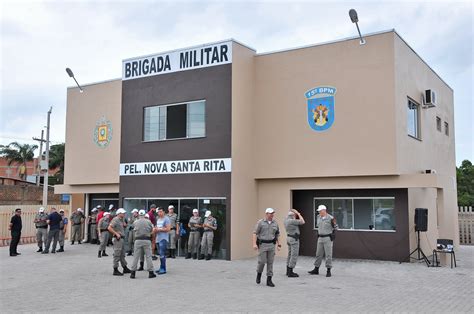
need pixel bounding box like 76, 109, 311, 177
66, 67, 84, 92
349, 9, 366, 45
42, 107, 52, 207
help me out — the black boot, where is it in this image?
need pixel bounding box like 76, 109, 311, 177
166, 250, 171, 258
138, 262, 144, 271
288, 268, 299, 278
256, 272, 262, 284
171, 249, 176, 258
98, 251, 102, 258
149, 271, 156, 278
37, 247, 43, 252
266, 276, 275, 287
326, 268, 332, 277
113, 268, 123, 276
57, 246, 64, 252
71, 241, 74, 245
193, 253, 197, 260
308, 266, 319, 275
206, 254, 211, 261
198, 254, 204, 260
51, 249, 56, 254
78, 240, 82, 244
127, 251, 132, 256
102, 250, 108, 257
185, 253, 191, 259
123, 266, 132, 274
130, 271, 136, 279
286, 266, 290, 276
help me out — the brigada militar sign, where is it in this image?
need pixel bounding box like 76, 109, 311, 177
305, 86, 336, 132
122, 41, 232, 80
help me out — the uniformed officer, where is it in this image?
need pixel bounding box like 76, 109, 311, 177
130, 210, 156, 279
70, 208, 84, 244
88, 208, 98, 244
187, 208, 202, 259
200, 210, 217, 260
107, 204, 116, 246
34, 207, 48, 252
284, 209, 305, 277
167, 205, 179, 259
57, 209, 68, 252
127, 209, 139, 256
98, 212, 110, 258
253, 208, 281, 287
308, 205, 337, 277
108, 208, 132, 276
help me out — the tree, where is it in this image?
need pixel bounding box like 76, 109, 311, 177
49, 143, 65, 184
0, 142, 38, 180
457, 160, 474, 206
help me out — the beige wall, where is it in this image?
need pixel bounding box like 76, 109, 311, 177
58, 79, 122, 194
253, 32, 398, 179
230, 43, 258, 259
394, 33, 458, 246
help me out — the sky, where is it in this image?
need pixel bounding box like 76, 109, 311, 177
0, 0, 472, 165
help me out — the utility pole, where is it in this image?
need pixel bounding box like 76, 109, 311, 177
42, 107, 52, 207
33, 130, 45, 186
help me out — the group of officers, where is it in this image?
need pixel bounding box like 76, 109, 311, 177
28, 203, 335, 286
253, 205, 337, 287
90, 204, 218, 278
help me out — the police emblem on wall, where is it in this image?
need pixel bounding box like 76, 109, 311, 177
93, 116, 112, 148
305, 86, 337, 132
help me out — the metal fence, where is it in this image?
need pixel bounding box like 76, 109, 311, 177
0, 205, 71, 247
459, 206, 473, 245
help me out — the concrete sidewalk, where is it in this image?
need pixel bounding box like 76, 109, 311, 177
0, 243, 473, 313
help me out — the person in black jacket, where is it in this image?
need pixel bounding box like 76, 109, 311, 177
9, 208, 22, 257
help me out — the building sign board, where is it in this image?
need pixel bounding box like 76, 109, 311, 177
122, 41, 232, 80
120, 158, 231, 176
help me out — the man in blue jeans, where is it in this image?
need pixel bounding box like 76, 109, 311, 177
155, 207, 170, 274
43, 207, 62, 254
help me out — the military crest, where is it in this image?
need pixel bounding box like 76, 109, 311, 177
93, 116, 112, 148
305, 86, 336, 132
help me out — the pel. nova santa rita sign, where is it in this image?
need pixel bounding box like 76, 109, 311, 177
120, 158, 231, 176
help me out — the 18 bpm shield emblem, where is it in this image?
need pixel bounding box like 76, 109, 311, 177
305, 86, 336, 132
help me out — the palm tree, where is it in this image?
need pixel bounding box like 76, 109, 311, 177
0, 142, 38, 180
49, 143, 65, 184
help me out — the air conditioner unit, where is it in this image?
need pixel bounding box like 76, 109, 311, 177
424, 89, 437, 108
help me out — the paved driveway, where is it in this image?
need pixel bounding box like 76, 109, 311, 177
1, 243, 473, 313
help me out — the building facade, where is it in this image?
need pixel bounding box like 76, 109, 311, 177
56, 30, 458, 261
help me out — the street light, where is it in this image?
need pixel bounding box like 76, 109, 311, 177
42, 107, 52, 206
66, 67, 84, 92
349, 9, 366, 45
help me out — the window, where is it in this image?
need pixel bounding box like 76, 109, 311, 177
444, 121, 449, 136
314, 197, 396, 231
144, 100, 205, 141
407, 99, 420, 139
436, 116, 441, 132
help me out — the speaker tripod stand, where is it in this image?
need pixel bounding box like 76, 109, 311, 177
405, 230, 431, 267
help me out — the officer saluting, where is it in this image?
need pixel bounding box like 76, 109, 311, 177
253, 208, 281, 287
308, 205, 337, 277
284, 209, 305, 277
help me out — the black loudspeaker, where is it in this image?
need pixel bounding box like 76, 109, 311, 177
415, 208, 428, 232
